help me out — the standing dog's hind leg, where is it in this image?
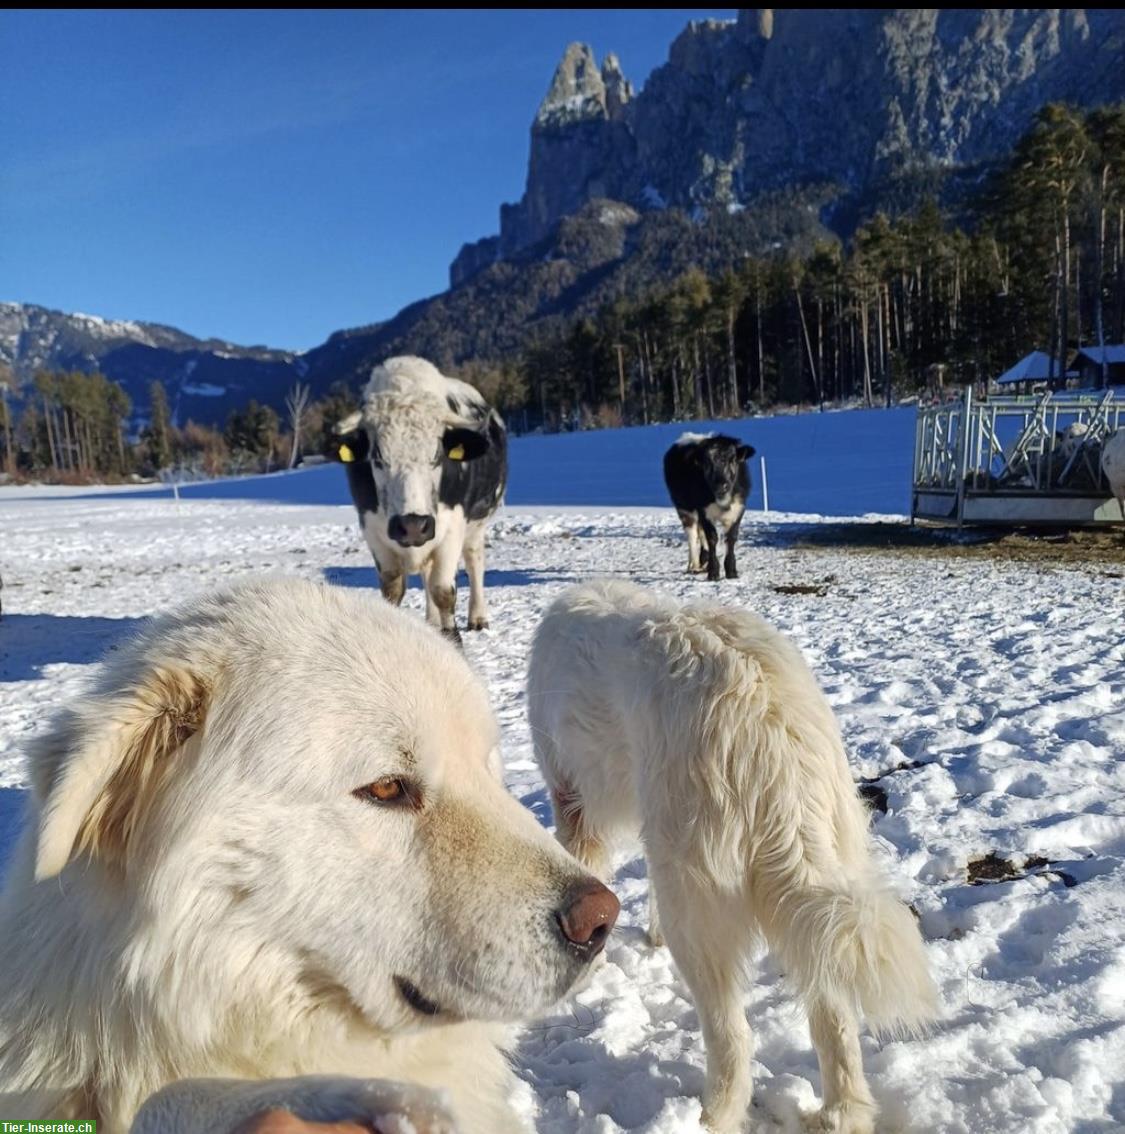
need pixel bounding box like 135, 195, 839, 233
653, 869, 754, 1133
805, 997, 876, 1134
549, 782, 611, 881
647, 878, 665, 947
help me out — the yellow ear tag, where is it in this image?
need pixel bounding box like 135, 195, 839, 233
338, 443, 355, 463
448, 444, 466, 461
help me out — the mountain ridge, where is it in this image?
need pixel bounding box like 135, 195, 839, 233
466, 8, 1125, 272
8, 9, 1125, 426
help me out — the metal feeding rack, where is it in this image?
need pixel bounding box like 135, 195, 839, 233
912, 388, 1122, 526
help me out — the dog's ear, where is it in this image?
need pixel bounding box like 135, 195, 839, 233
33, 658, 214, 880
736, 444, 755, 461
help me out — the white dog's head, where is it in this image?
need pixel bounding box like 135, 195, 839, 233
28, 579, 617, 1039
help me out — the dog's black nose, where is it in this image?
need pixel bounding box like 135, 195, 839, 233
554, 878, 620, 961
388, 513, 436, 547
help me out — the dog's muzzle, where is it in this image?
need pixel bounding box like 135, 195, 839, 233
553, 878, 620, 962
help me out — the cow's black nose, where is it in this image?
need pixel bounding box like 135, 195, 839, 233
554, 878, 620, 962
388, 513, 435, 547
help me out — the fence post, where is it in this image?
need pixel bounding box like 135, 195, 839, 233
955, 385, 973, 528
760, 456, 770, 518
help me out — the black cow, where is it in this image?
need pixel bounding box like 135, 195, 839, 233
663, 432, 755, 581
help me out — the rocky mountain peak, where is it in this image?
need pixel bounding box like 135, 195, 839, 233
740, 8, 774, 41
668, 17, 736, 75
536, 43, 607, 129
601, 52, 633, 121
453, 7, 1125, 287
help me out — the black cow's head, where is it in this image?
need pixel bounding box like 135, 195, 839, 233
690, 435, 755, 504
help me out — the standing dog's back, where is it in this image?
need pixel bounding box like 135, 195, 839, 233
528, 580, 938, 1134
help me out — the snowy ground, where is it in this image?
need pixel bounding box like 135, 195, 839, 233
11, 402, 918, 516
1, 478, 1124, 1133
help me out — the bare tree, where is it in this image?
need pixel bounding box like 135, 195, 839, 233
285, 382, 311, 469
793, 266, 823, 410
0, 363, 13, 475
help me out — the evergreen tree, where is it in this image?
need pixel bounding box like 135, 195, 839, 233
225, 400, 279, 464
1086, 106, 1125, 369
145, 380, 174, 470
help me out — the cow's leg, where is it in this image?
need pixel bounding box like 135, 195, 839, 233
463, 526, 489, 631
419, 558, 435, 624
700, 515, 721, 582
375, 557, 406, 606
425, 535, 462, 645
678, 510, 704, 573
723, 513, 743, 580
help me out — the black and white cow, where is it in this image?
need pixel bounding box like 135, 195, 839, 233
328, 356, 507, 640
662, 432, 755, 581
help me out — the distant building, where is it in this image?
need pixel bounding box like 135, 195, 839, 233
993, 350, 1077, 395
1073, 345, 1125, 388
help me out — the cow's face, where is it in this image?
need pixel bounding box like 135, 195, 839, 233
695, 439, 755, 505
332, 395, 490, 550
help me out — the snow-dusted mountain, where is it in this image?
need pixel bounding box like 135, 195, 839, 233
0, 301, 308, 427
10, 9, 1125, 420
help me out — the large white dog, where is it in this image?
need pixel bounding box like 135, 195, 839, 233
528, 581, 938, 1134
0, 578, 618, 1133
1102, 427, 1125, 520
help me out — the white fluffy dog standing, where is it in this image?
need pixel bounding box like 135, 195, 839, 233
0, 578, 619, 1133
528, 581, 938, 1134
1102, 428, 1125, 520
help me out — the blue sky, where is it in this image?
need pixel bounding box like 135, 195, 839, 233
1, 9, 733, 351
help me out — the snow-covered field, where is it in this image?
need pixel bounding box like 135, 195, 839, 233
18, 402, 917, 516
1, 448, 1124, 1132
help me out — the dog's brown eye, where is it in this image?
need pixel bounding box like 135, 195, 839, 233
353, 777, 420, 808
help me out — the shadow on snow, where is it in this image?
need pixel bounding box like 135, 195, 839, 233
0, 613, 145, 682
320, 566, 576, 590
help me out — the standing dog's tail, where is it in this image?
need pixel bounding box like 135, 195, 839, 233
777, 883, 939, 1035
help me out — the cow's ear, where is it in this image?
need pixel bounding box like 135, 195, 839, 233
442, 427, 489, 462
736, 444, 756, 461
326, 430, 369, 465
333, 433, 369, 464
325, 412, 368, 464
